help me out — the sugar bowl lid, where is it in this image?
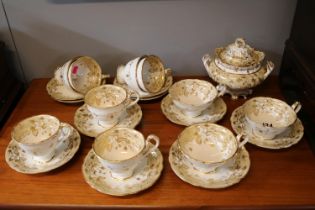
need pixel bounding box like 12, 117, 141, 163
216, 38, 265, 68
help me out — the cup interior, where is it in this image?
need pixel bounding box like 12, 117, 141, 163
12, 115, 60, 145
169, 79, 217, 107
140, 56, 165, 93
68, 56, 102, 94
93, 128, 145, 162
85, 85, 126, 108
244, 97, 296, 128
178, 123, 237, 163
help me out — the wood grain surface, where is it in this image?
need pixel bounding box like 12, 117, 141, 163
0, 76, 315, 209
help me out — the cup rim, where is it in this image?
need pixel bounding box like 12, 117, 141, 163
169, 79, 218, 106
177, 123, 238, 164
243, 97, 297, 128
84, 85, 128, 109
11, 114, 61, 146
92, 127, 146, 163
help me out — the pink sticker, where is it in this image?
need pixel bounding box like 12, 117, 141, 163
72, 66, 78, 74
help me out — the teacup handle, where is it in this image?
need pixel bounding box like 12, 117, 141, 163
143, 134, 160, 157
126, 89, 140, 109
263, 61, 274, 80
58, 124, 72, 143
164, 68, 172, 76
291, 101, 302, 113
236, 134, 249, 148
101, 74, 110, 85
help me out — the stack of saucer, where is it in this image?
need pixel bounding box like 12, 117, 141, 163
46, 56, 110, 103
231, 97, 304, 149
74, 84, 142, 137
5, 114, 81, 174
114, 55, 173, 100
169, 123, 250, 189
161, 79, 227, 126
82, 127, 163, 196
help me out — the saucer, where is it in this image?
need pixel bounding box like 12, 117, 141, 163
5, 123, 81, 174
161, 94, 227, 126
169, 140, 250, 189
74, 104, 142, 137
82, 143, 163, 196
230, 106, 304, 149
113, 73, 173, 101
46, 78, 84, 103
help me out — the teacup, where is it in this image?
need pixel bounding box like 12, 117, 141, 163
68, 56, 108, 94
116, 55, 170, 95
177, 123, 248, 173
93, 127, 160, 179
11, 114, 72, 162
84, 85, 140, 127
136, 55, 168, 93
243, 97, 301, 139
169, 79, 219, 117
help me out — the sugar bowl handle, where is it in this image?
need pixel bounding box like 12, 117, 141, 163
291, 101, 302, 113
202, 54, 212, 68
236, 134, 249, 148
263, 61, 274, 80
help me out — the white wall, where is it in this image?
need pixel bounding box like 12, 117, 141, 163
1, 0, 297, 82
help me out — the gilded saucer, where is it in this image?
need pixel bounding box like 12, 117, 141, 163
169, 141, 250, 189
82, 143, 163, 196
74, 104, 142, 138
230, 106, 304, 149
161, 94, 226, 126
113, 73, 173, 100
46, 78, 84, 102
5, 123, 81, 174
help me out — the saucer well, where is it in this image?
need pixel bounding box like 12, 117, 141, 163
82, 143, 163, 196
113, 73, 173, 101
161, 94, 227, 126
230, 106, 304, 149
5, 123, 81, 174
46, 78, 84, 103
169, 140, 250, 189
74, 104, 142, 138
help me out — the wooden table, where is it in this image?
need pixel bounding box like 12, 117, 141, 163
1, 76, 315, 209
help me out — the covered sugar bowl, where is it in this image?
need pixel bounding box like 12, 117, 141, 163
202, 38, 274, 99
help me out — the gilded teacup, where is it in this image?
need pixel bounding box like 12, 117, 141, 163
169, 79, 218, 117
11, 114, 72, 162
177, 122, 248, 173
84, 85, 140, 127
243, 97, 301, 139
93, 127, 160, 179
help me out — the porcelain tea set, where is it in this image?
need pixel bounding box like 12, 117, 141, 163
6, 38, 304, 196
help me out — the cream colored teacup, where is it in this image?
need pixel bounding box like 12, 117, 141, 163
68, 56, 109, 94
177, 123, 248, 173
85, 85, 140, 127
136, 55, 168, 93
11, 114, 72, 162
243, 97, 301, 139
116, 55, 170, 95
169, 79, 219, 117
93, 127, 160, 179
